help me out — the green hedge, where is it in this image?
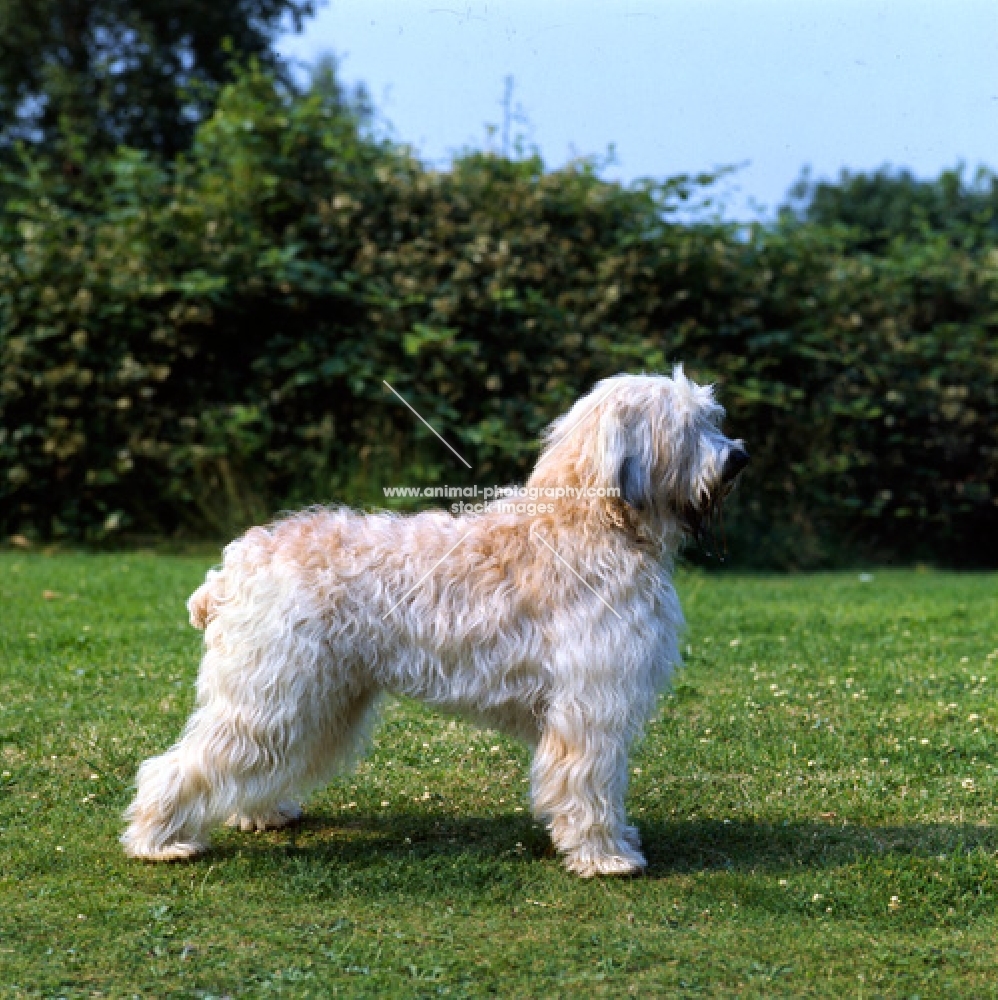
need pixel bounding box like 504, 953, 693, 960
2, 68, 997, 566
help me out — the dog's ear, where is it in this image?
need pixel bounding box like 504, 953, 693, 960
619, 456, 650, 510
600, 403, 652, 511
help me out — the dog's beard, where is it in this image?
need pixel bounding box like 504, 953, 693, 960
681, 480, 736, 559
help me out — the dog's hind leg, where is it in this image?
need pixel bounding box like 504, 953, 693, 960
121, 704, 253, 861
122, 672, 379, 861
121, 710, 310, 860
224, 684, 379, 833
531, 709, 647, 878
121, 695, 309, 860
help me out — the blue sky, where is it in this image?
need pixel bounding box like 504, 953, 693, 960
278, 0, 998, 218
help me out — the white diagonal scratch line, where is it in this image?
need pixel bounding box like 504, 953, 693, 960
383, 379, 472, 469
382, 531, 470, 620
534, 533, 623, 621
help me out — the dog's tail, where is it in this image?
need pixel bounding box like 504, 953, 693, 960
187, 573, 223, 630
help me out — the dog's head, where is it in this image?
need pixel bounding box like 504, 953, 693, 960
533, 367, 748, 546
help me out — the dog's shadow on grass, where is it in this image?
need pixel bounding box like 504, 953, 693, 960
209, 809, 998, 885
639, 816, 998, 877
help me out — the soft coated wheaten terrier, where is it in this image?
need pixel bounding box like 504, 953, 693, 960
122, 367, 748, 876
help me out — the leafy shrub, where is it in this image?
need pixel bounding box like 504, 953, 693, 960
1, 66, 997, 565
785, 165, 998, 252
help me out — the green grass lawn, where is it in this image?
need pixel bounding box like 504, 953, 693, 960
2, 553, 998, 998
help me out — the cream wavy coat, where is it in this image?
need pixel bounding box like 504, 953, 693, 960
122, 368, 747, 876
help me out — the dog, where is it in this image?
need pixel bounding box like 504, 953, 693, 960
122, 367, 748, 876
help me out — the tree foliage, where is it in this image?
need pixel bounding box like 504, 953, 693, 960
0, 0, 314, 154
785, 165, 998, 252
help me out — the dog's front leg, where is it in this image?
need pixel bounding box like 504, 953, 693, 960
530, 710, 646, 877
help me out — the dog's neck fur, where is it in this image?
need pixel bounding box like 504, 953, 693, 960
526, 443, 682, 562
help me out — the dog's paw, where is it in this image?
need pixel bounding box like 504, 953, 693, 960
122, 838, 208, 862
225, 800, 303, 833
562, 842, 647, 878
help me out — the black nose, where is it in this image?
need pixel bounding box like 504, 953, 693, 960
721, 444, 749, 483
